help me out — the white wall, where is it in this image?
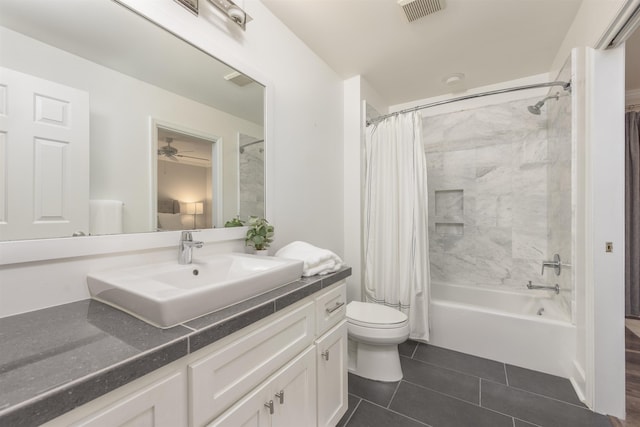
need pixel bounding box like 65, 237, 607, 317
0, 0, 344, 317
342, 76, 390, 302
551, 0, 626, 73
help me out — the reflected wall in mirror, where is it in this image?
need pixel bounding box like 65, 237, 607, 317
0, 0, 265, 241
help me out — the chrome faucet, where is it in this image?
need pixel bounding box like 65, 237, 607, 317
178, 231, 203, 265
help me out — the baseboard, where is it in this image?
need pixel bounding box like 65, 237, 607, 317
570, 359, 588, 407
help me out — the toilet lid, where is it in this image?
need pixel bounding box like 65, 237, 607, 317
347, 301, 408, 329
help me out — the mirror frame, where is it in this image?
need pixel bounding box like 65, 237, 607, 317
0, 0, 275, 265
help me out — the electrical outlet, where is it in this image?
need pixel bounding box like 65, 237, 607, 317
606, 242, 613, 253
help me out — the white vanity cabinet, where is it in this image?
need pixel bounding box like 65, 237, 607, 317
41, 280, 347, 427
315, 320, 348, 427
196, 281, 348, 427
314, 284, 348, 427
66, 372, 187, 427
207, 347, 317, 427
189, 301, 316, 426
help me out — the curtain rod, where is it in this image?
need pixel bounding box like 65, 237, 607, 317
239, 139, 264, 149
366, 80, 572, 126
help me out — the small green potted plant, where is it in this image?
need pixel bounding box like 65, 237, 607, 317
224, 216, 245, 227
245, 216, 274, 255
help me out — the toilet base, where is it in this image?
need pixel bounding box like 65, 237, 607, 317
348, 338, 403, 382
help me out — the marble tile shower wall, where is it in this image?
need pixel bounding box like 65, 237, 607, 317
239, 142, 265, 219
423, 98, 550, 290
546, 60, 573, 316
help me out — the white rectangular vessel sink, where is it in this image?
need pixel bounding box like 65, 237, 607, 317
87, 254, 303, 328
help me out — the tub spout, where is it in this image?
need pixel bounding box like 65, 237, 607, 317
526, 281, 560, 295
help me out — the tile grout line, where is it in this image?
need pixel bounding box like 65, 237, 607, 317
356, 397, 433, 427
341, 397, 362, 427
400, 353, 505, 386
482, 377, 589, 410
387, 380, 403, 409
504, 363, 509, 386
404, 378, 489, 409
479, 377, 482, 407
410, 341, 420, 359
402, 377, 548, 424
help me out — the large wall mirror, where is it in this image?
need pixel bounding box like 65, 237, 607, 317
0, 0, 265, 242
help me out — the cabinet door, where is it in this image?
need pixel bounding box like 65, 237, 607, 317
206, 381, 272, 427
272, 347, 316, 427
190, 301, 314, 426
209, 347, 316, 427
316, 320, 348, 427
69, 373, 186, 427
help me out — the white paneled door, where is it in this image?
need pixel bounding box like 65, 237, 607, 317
0, 66, 90, 240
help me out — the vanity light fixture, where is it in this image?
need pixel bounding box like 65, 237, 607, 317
174, 0, 199, 15
207, 0, 252, 30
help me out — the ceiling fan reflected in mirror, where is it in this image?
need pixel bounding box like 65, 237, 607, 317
157, 137, 208, 162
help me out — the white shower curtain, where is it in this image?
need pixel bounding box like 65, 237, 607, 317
363, 111, 431, 342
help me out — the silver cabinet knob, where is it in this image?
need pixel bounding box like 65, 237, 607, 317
275, 390, 285, 404
321, 350, 330, 361
264, 400, 274, 415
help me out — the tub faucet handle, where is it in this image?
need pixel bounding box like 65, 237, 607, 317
541, 254, 561, 276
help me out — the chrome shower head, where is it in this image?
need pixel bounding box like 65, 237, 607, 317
527, 103, 543, 115
527, 93, 560, 115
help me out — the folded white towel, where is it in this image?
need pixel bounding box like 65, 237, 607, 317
275, 241, 344, 277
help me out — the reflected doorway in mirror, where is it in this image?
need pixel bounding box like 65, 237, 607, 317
154, 122, 221, 231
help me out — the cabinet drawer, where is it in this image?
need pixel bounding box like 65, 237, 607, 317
189, 301, 315, 426
315, 281, 346, 335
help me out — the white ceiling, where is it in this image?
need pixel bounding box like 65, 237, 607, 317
261, 0, 583, 106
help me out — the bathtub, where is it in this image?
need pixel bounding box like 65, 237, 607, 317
429, 282, 576, 378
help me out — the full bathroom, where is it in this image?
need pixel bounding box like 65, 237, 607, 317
0, 0, 636, 426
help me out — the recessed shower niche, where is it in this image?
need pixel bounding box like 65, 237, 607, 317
435, 189, 464, 235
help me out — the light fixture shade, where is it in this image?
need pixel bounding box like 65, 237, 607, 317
195, 202, 204, 215
183, 202, 204, 215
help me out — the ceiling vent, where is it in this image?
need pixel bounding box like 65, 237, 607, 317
224, 71, 254, 87
398, 0, 444, 22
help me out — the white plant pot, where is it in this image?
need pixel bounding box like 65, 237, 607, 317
254, 249, 269, 256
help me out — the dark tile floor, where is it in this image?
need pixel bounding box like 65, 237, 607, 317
337, 341, 612, 427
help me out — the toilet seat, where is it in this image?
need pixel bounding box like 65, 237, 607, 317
346, 301, 408, 329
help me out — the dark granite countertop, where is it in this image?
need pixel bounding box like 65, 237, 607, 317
0, 267, 351, 427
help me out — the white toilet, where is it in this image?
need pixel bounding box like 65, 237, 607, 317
346, 301, 410, 382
